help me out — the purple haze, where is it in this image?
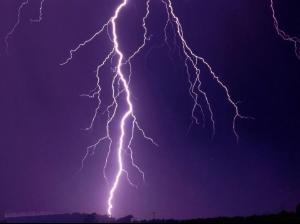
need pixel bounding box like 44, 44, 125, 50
0, 0, 300, 220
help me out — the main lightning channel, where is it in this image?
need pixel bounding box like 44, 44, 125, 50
61, 0, 247, 216
61, 0, 155, 216
107, 0, 131, 217
6, 0, 300, 218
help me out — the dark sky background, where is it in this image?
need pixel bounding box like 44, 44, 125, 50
0, 0, 300, 220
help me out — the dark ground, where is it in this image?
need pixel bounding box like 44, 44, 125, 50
1, 204, 300, 223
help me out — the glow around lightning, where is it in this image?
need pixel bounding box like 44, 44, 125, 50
6, 0, 257, 217
60, 0, 247, 216
106, 0, 132, 216
270, 0, 300, 60
61, 0, 157, 217
61, 0, 247, 216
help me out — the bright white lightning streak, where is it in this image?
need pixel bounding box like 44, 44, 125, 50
105, 0, 157, 216
6, 0, 250, 217
4, 0, 29, 52
106, 0, 139, 216
57, 0, 251, 217
61, 0, 155, 216
270, 0, 300, 60
7, 0, 299, 217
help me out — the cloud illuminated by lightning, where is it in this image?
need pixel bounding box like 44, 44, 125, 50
270, 0, 300, 60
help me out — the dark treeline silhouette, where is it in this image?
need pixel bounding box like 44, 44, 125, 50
139, 212, 300, 224
1, 204, 300, 223
139, 205, 300, 224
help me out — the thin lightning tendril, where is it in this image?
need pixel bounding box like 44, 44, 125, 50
5, 0, 29, 52
270, 0, 300, 60
30, 0, 46, 23
163, 0, 251, 140
60, 19, 111, 66
5, 0, 45, 52
124, 0, 151, 87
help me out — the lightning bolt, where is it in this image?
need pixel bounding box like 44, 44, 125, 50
61, 0, 156, 217
30, 0, 46, 23
162, 0, 250, 140
61, 0, 248, 216
4, 0, 45, 52
7, 0, 253, 217
5, 0, 29, 52
270, 0, 300, 60
106, 0, 135, 216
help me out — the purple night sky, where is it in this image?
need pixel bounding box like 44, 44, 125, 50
0, 0, 300, 220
